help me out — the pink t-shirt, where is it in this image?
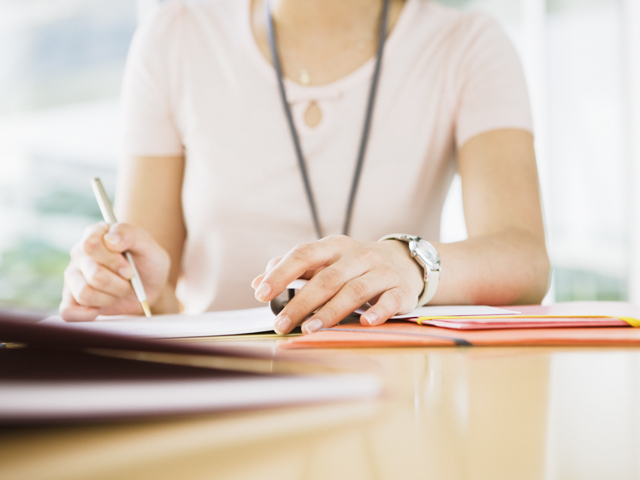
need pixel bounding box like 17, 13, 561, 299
120, 0, 533, 313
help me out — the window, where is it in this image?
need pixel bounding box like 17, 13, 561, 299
0, 0, 136, 310
440, 0, 638, 302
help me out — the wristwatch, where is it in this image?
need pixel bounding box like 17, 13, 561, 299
379, 234, 441, 306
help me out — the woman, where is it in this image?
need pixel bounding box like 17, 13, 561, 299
59, 0, 550, 335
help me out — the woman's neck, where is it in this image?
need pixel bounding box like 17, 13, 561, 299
270, 0, 383, 40
251, 0, 405, 86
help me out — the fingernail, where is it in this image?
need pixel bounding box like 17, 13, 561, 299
274, 315, 292, 335
251, 276, 262, 289
303, 318, 323, 334
119, 266, 133, 280
363, 312, 378, 326
255, 282, 271, 301
104, 233, 121, 246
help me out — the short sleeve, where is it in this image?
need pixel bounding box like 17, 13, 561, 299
120, 2, 185, 157
454, 15, 534, 148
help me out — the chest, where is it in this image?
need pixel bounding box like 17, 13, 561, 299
172, 25, 460, 238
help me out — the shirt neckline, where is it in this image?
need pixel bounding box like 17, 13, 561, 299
241, 0, 421, 102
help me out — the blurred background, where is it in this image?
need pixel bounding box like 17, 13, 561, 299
0, 0, 638, 312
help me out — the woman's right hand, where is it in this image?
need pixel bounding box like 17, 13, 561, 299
59, 222, 171, 322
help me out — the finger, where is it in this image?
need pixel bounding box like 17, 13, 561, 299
103, 222, 160, 257
102, 223, 170, 281
273, 262, 368, 334
77, 255, 133, 298
59, 284, 100, 322
80, 221, 109, 241
265, 256, 284, 273
74, 223, 133, 279
66, 267, 120, 309
359, 288, 406, 326
298, 271, 389, 334
251, 274, 264, 291
259, 266, 321, 291
257, 240, 341, 302
252, 256, 284, 289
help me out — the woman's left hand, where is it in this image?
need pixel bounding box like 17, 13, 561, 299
251, 235, 425, 335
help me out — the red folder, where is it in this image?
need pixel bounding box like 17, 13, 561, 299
281, 302, 640, 349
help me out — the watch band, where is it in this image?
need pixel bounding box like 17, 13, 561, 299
418, 268, 440, 307
378, 234, 441, 307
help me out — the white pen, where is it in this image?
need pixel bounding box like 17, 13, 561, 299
91, 177, 152, 318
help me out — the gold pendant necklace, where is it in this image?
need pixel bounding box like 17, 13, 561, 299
276, 27, 377, 86
299, 68, 311, 86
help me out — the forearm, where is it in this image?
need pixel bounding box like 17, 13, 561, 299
115, 155, 187, 314
430, 229, 550, 306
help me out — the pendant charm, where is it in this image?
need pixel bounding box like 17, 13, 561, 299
299, 68, 311, 85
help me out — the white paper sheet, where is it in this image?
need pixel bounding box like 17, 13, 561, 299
42, 307, 276, 338
43, 298, 518, 339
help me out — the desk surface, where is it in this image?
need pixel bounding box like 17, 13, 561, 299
2, 340, 640, 480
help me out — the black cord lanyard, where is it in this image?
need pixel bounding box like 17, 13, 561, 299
266, 0, 391, 239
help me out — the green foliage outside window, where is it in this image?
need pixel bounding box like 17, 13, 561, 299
0, 239, 70, 312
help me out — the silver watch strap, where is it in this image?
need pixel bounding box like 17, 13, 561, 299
417, 269, 439, 306
378, 233, 440, 307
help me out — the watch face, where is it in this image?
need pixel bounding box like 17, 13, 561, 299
416, 239, 440, 267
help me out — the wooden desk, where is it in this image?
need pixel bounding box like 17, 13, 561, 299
2, 342, 640, 480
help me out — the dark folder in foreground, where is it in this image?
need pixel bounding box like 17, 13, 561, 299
0, 310, 381, 424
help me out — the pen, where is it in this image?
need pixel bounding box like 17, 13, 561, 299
90, 178, 152, 318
